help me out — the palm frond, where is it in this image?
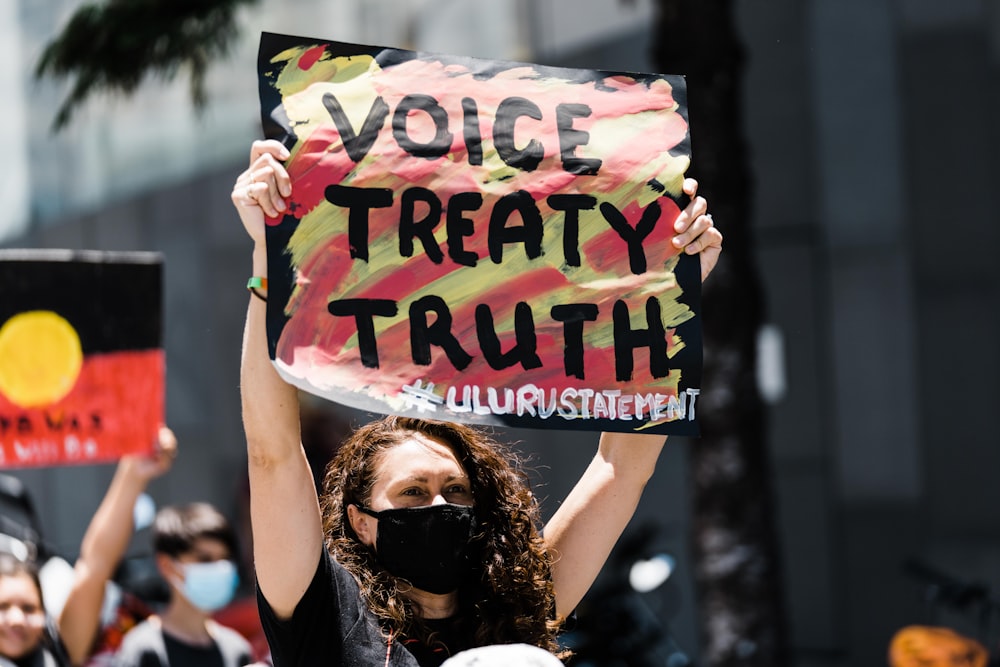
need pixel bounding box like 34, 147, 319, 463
35, 0, 259, 131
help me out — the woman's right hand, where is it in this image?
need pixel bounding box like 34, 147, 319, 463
231, 139, 292, 246
235, 141, 323, 621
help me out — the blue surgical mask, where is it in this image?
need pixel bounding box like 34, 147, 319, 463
173, 560, 239, 612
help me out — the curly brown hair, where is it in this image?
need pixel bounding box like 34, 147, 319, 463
320, 416, 563, 654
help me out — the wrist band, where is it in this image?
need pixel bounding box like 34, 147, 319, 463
246, 276, 268, 303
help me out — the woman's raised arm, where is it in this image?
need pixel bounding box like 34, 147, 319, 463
233, 140, 324, 618
544, 179, 720, 618
544, 431, 666, 619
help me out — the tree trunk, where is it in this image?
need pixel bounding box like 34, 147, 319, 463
652, 2, 789, 665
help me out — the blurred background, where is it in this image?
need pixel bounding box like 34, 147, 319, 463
2, 0, 999, 665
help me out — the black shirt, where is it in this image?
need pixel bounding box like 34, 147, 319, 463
257, 550, 464, 667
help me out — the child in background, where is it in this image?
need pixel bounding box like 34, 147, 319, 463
112, 503, 251, 667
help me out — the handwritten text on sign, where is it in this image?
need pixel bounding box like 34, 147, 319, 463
0, 250, 163, 468
257, 33, 701, 434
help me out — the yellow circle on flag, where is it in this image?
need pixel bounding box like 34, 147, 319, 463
0, 311, 83, 408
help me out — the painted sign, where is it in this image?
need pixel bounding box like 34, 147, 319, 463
258, 32, 701, 434
0, 250, 164, 467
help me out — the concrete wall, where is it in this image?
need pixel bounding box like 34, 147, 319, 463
741, 0, 1000, 664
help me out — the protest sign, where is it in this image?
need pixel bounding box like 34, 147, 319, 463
0, 250, 164, 467
258, 32, 701, 434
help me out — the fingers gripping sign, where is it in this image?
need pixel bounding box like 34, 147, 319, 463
231, 140, 292, 244
672, 178, 723, 281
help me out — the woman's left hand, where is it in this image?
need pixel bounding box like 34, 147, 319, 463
671, 178, 723, 282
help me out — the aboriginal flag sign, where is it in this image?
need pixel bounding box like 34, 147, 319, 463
0, 250, 164, 468
257, 32, 701, 435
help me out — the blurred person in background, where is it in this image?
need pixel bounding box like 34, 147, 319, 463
0, 427, 176, 667
888, 626, 988, 667
112, 502, 252, 667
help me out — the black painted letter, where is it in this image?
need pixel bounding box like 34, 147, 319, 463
462, 97, 483, 166
600, 200, 662, 274
556, 103, 602, 175
550, 303, 599, 379
476, 302, 542, 371
325, 185, 394, 262
494, 97, 544, 172
322, 93, 390, 163
488, 191, 543, 264
445, 192, 483, 267
392, 94, 453, 159
612, 298, 669, 382
547, 194, 597, 267
399, 187, 444, 262
409, 296, 474, 370
327, 298, 399, 369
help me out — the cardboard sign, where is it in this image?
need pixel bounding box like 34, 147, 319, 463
258, 32, 701, 434
0, 250, 164, 467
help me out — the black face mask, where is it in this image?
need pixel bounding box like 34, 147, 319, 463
357, 503, 476, 594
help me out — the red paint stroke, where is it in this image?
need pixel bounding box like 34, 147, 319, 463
268, 47, 694, 424
298, 45, 326, 71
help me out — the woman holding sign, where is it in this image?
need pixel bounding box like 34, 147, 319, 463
233, 139, 721, 666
